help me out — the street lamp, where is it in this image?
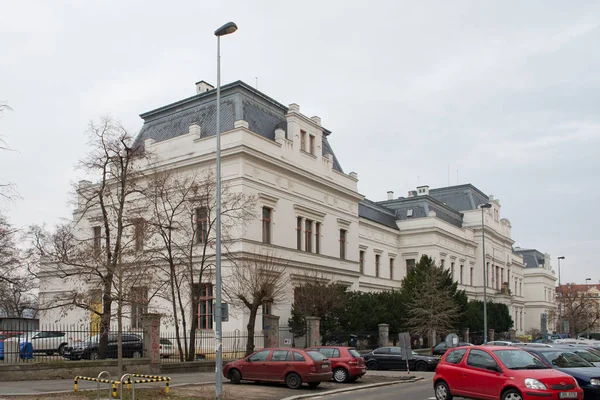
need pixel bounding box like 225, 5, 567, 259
557, 256, 565, 335
586, 278, 592, 338
214, 21, 237, 400
480, 203, 492, 344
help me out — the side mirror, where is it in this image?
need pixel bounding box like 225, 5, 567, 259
486, 364, 501, 373
246, 358, 251, 362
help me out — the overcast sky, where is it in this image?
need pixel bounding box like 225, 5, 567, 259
1, 1, 599, 284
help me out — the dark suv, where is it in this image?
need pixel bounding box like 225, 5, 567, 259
63, 333, 143, 360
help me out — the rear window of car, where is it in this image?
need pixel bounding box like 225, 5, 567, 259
293, 352, 305, 361
445, 349, 467, 364
349, 349, 361, 358
306, 351, 326, 361
160, 338, 173, 345
316, 348, 340, 358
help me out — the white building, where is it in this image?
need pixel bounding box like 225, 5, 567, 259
38, 80, 555, 338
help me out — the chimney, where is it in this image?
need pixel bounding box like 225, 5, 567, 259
311, 116, 322, 126
195, 80, 214, 94
387, 191, 394, 200
408, 190, 417, 198
417, 185, 430, 196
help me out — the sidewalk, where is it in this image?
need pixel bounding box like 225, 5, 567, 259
0, 372, 216, 396
0, 370, 433, 397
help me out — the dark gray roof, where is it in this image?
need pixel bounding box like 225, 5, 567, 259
133, 80, 343, 173
513, 247, 546, 268
429, 184, 489, 211
378, 197, 463, 228
358, 200, 398, 230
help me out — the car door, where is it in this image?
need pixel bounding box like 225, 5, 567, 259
373, 347, 391, 369
107, 335, 119, 358
265, 349, 291, 381
243, 350, 271, 380
441, 348, 468, 396
389, 347, 406, 370
462, 349, 504, 400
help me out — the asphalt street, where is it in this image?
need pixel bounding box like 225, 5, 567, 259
304, 378, 437, 400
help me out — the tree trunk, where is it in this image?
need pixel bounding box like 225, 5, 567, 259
187, 281, 198, 362
117, 268, 123, 377
99, 278, 113, 359
168, 263, 185, 362
245, 304, 260, 357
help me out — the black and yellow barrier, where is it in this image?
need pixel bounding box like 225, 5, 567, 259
73, 375, 120, 398
126, 374, 171, 394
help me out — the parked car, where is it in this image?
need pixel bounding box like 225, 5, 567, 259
160, 338, 175, 358
63, 333, 143, 360
522, 347, 600, 399
363, 346, 439, 371
307, 346, 366, 383
433, 345, 583, 400
18, 331, 68, 355
551, 345, 600, 367
223, 348, 332, 389
432, 341, 473, 356
485, 341, 517, 346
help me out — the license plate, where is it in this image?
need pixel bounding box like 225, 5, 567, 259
559, 392, 578, 399
321, 364, 329, 369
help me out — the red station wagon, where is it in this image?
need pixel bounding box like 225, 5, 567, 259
433, 346, 584, 400
223, 348, 332, 389
307, 346, 366, 383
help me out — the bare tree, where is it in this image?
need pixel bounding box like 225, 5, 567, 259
0, 102, 18, 200
0, 212, 37, 317
224, 248, 289, 356
559, 284, 600, 337
28, 117, 151, 361
142, 169, 255, 361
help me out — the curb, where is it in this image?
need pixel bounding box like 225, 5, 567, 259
280, 376, 425, 400
0, 381, 216, 397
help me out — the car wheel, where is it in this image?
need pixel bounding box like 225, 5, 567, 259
285, 372, 302, 389
502, 389, 523, 400
132, 351, 141, 358
333, 368, 349, 383
435, 381, 453, 400
58, 344, 66, 355
366, 360, 378, 370
308, 382, 321, 388
228, 369, 241, 384
415, 361, 428, 371
90, 352, 99, 360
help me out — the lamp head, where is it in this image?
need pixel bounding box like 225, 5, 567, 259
480, 203, 492, 209
215, 22, 238, 36
558, 256, 565, 260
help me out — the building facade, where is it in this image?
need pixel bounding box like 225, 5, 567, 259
38, 80, 555, 338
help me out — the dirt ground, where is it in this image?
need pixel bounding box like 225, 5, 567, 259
0, 375, 416, 400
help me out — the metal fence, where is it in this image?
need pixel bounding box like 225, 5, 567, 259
0, 325, 263, 364
158, 330, 265, 362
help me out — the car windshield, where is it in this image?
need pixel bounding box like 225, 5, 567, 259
85, 334, 102, 344
570, 350, 600, 363
541, 351, 594, 368
493, 350, 551, 370
306, 351, 326, 361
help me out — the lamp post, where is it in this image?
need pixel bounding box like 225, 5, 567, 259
557, 256, 565, 335
586, 278, 592, 338
480, 203, 492, 344
214, 21, 237, 400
